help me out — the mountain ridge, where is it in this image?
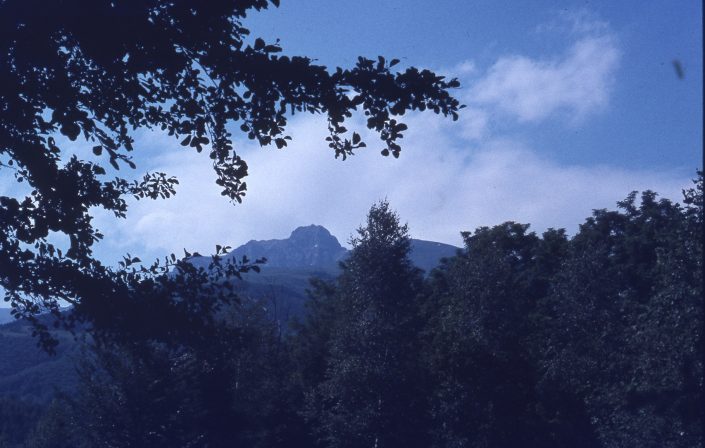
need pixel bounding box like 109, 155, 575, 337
192, 224, 459, 275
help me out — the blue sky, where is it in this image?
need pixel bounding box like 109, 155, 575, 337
5, 1, 701, 270
245, 0, 702, 171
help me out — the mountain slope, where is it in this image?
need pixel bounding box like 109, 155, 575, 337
0, 226, 459, 404
0, 309, 12, 325
0, 317, 80, 403
409, 239, 459, 273
227, 225, 347, 271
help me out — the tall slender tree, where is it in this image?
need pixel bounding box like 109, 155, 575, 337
308, 201, 428, 448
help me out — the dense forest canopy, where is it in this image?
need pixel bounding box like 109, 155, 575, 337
0, 0, 461, 346
1, 184, 702, 447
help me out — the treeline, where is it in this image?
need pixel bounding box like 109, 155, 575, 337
2, 176, 703, 448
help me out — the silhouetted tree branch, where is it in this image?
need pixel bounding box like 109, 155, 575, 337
0, 0, 462, 347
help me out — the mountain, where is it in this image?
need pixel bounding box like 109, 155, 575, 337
409, 239, 460, 273
0, 226, 460, 404
192, 224, 459, 275
227, 225, 347, 271
188, 225, 458, 320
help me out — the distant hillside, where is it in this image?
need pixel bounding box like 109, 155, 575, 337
228, 225, 347, 270
0, 316, 80, 403
0, 308, 13, 325
409, 239, 460, 273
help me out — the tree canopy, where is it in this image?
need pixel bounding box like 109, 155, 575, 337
0, 178, 702, 446
305, 201, 428, 448
0, 0, 462, 344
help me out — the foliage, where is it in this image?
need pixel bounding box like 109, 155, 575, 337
298, 202, 429, 448
0, 0, 462, 346
23, 293, 301, 448
0, 397, 43, 447
418, 173, 703, 447
2, 175, 702, 446
23, 399, 77, 448
540, 181, 704, 447
422, 223, 579, 447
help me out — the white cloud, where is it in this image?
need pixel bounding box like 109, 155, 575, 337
454, 60, 478, 76
441, 13, 619, 137
455, 106, 489, 141
468, 34, 619, 123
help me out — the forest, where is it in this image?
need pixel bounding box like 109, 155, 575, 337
1, 176, 703, 447
0, 1, 702, 446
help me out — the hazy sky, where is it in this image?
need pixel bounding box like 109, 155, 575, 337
33, 1, 704, 265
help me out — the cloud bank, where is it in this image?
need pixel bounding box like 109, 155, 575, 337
92, 114, 688, 263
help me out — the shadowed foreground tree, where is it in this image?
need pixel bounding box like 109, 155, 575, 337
0, 0, 462, 346
300, 201, 429, 448
540, 177, 704, 448
23, 295, 302, 448
419, 173, 703, 448
421, 223, 583, 448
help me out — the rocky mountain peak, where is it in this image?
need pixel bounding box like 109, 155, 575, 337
226, 225, 347, 270
288, 225, 340, 246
